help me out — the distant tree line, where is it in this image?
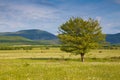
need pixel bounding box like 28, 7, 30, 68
102, 44, 120, 50
0, 45, 119, 50
0, 46, 33, 50
0, 45, 60, 50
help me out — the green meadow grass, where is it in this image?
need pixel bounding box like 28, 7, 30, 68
0, 48, 120, 80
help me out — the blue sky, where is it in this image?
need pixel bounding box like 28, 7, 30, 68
0, 0, 120, 34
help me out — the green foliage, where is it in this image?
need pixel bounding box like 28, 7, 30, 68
0, 46, 33, 50
58, 17, 105, 61
102, 44, 120, 50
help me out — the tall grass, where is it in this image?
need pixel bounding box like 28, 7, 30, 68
0, 59, 120, 80
0, 48, 120, 80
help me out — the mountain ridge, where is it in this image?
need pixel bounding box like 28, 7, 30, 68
0, 29, 119, 45
0, 29, 57, 40
106, 33, 120, 44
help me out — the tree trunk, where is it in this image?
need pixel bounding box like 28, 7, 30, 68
80, 53, 84, 62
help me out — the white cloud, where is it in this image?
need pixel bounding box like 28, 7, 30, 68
1, 2, 61, 19
102, 22, 120, 34
0, 3, 61, 33
106, 22, 120, 27
0, 0, 120, 34
0, 20, 26, 28
9, 4, 60, 19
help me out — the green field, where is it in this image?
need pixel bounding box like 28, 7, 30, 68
0, 48, 120, 80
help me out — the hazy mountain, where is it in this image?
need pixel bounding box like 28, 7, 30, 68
0, 29, 57, 40
106, 33, 120, 44
0, 29, 119, 45
0, 29, 58, 45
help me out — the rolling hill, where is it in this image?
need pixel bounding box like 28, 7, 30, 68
0, 29, 59, 45
0, 36, 59, 45
0, 29, 57, 40
0, 29, 119, 45
0, 36, 33, 45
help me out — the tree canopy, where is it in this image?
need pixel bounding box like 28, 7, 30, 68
58, 17, 105, 62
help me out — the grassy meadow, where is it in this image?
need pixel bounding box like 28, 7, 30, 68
0, 47, 120, 80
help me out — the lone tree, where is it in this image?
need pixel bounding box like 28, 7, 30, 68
58, 17, 105, 62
